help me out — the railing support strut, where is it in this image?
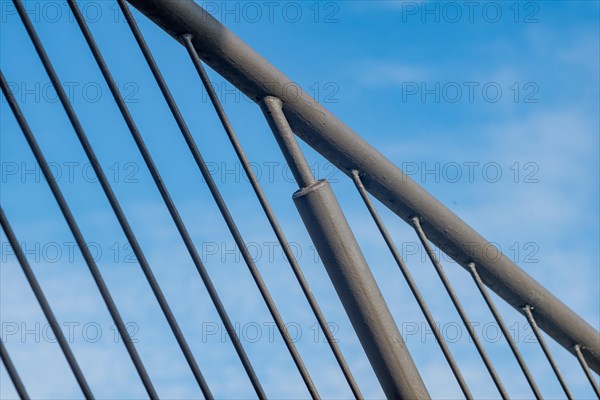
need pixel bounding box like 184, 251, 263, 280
260, 96, 430, 399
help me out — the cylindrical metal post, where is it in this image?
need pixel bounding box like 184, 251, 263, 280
261, 96, 430, 399
294, 180, 430, 399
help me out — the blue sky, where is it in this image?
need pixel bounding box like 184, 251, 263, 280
1, 1, 599, 399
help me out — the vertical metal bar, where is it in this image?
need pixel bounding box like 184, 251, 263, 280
351, 171, 472, 400
0, 208, 94, 400
574, 344, 600, 397
0, 341, 29, 400
412, 217, 509, 400
0, 64, 155, 400
523, 305, 574, 400
260, 96, 430, 400
116, 2, 318, 397
467, 263, 542, 399
181, 34, 363, 400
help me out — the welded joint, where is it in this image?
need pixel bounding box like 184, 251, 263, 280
523, 304, 535, 315
467, 262, 477, 273
574, 344, 590, 358
467, 262, 484, 283
181, 33, 193, 41
574, 344, 588, 361
410, 215, 423, 227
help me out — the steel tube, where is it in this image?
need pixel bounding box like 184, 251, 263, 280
261, 97, 429, 399
294, 180, 430, 400
125, 0, 600, 373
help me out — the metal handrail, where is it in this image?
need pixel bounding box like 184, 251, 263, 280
126, 0, 600, 375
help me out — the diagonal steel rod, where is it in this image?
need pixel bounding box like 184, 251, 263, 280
351, 171, 472, 400
116, 1, 318, 397
523, 305, 574, 400
3, 5, 158, 394
0, 207, 94, 400
68, 1, 263, 397
0, 68, 156, 399
0, 66, 157, 399
467, 263, 543, 399
574, 344, 600, 397
0, 340, 29, 400
412, 217, 509, 400
181, 33, 362, 399
60, 1, 218, 397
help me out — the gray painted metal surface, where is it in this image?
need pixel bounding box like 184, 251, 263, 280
293, 179, 429, 400
126, 0, 600, 374
261, 96, 430, 399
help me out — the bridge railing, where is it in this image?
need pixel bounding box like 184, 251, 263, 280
1, 0, 598, 399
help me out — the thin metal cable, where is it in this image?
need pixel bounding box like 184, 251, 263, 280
0, 68, 156, 400
467, 263, 542, 399
117, 2, 319, 397
0, 340, 29, 400
574, 344, 600, 397
66, 1, 227, 397
0, 208, 94, 400
181, 34, 362, 399
411, 217, 509, 400
523, 305, 574, 399
65, 3, 265, 398
1, 11, 157, 393
351, 171, 472, 400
